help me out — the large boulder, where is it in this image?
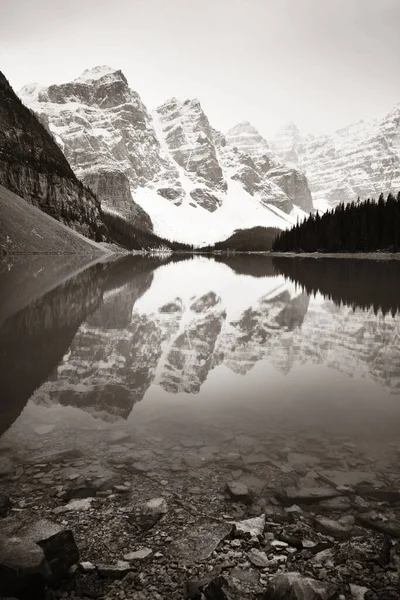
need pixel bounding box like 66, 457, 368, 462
0, 517, 79, 598
265, 572, 339, 600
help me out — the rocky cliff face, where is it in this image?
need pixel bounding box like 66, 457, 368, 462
223, 122, 313, 213
271, 106, 400, 210
0, 72, 105, 240
20, 66, 312, 244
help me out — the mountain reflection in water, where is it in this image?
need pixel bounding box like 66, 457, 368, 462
1, 254, 400, 446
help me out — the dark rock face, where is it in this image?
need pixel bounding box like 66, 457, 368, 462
83, 170, 153, 230
265, 572, 339, 600
0, 493, 11, 517
0, 72, 105, 241
157, 186, 183, 205
190, 188, 222, 212
264, 164, 313, 213
156, 97, 227, 192
0, 518, 79, 598
223, 122, 314, 212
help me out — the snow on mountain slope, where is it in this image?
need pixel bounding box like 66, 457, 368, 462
19, 66, 309, 244
271, 106, 400, 208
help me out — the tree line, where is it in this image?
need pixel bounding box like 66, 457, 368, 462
272, 193, 400, 253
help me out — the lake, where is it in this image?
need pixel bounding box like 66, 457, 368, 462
1, 254, 400, 597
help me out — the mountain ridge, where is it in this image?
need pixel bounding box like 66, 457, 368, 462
19, 66, 312, 245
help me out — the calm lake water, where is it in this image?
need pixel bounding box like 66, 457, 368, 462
1, 254, 400, 477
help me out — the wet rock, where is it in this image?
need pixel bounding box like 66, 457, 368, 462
0, 493, 12, 517
354, 485, 400, 503
203, 575, 241, 600
315, 515, 355, 539
356, 515, 400, 538
97, 561, 131, 579
169, 519, 232, 565
265, 572, 338, 600
226, 481, 253, 505
123, 548, 152, 561
0, 518, 79, 598
234, 514, 265, 538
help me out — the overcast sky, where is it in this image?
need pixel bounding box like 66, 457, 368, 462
1, 0, 400, 138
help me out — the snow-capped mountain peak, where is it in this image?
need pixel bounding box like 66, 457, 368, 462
226, 121, 271, 157
19, 68, 314, 244
74, 65, 123, 83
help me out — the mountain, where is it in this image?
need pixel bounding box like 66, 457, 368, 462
0, 184, 107, 255
20, 66, 312, 245
204, 226, 280, 251
271, 106, 400, 211
0, 72, 105, 241
27, 256, 400, 421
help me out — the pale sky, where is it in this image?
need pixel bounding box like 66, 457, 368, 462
1, 0, 400, 138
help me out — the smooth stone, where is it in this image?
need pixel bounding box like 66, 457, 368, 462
34, 424, 55, 435
248, 548, 270, 568
123, 548, 152, 561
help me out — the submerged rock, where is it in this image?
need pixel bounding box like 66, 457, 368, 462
168, 519, 232, 565
279, 486, 343, 505
226, 481, 253, 505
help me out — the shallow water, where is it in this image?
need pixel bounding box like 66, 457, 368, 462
1, 254, 400, 479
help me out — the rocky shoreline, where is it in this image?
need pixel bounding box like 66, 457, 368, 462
1, 423, 399, 600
